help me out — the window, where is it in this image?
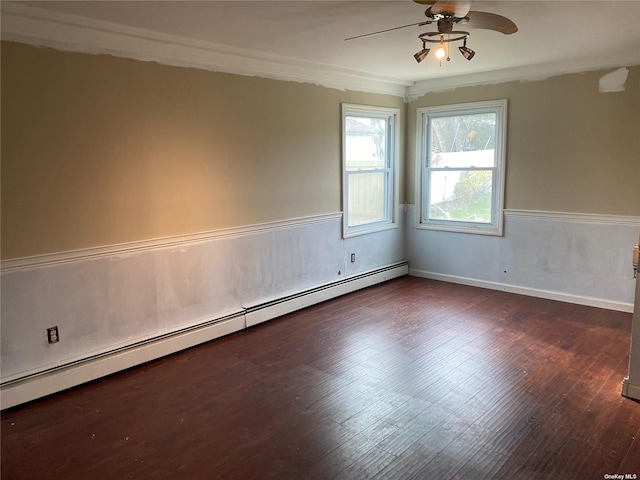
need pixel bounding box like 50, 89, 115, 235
416, 99, 507, 235
342, 104, 399, 237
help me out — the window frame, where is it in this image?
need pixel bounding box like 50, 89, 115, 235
342, 104, 400, 238
415, 99, 507, 236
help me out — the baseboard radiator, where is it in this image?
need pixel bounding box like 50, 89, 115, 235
0, 261, 408, 410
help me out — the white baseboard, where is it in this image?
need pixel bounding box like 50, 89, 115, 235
1, 262, 408, 410
622, 377, 640, 401
409, 269, 634, 313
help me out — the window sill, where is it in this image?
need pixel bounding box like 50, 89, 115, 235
416, 221, 503, 237
343, 222, 398, 239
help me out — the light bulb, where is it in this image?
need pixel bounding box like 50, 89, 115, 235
435, 44, 446, 60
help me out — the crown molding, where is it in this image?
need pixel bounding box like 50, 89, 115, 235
3, 3, 640, 102
406, 59, 640, 100
0, 2, 410, 98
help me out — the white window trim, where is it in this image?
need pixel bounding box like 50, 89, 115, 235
342, 104, 400, 238
415, 99, 507, 236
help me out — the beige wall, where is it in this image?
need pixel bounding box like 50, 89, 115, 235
1, 41, 405, 259
3, 41, 638, 260
406, 66, 640, 215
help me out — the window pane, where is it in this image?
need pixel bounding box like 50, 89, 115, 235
345, 116, 387, 170
429, 170, 492, 223
348, 172, 386, 226
430, 113, 496, 168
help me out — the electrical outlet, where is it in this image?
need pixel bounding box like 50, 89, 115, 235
47, 326, 59, 344
350, 253, 356, 263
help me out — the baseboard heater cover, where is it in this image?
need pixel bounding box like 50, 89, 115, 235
0, 312, 246, 410
1, 261, 408, 410
245, 261, 409, 327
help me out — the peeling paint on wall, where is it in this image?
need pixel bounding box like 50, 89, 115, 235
599, 67, 629, 93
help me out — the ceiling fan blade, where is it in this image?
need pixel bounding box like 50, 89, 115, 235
462, 11, 518, 34
344, 21, 431, 41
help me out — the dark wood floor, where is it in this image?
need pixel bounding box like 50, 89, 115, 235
2, 277, 639, 479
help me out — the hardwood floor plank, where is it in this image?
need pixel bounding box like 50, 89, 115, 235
618, 428, 640, 473
333, 446, 396, 480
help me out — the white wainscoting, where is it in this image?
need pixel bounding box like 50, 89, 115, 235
1, 211, 407, 409
406, 206, 639, 312
4, 205, 636, 408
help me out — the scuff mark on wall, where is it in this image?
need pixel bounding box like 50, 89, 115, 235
599, 67, 629, 93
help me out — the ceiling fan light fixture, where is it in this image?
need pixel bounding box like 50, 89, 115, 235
348, 2, 517, 67
459, 45, 475, 60
458, 45, 475, 60
414, 48, 431, 63
458, 37, 475, 60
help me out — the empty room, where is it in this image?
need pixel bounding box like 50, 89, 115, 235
1, 1, 640, 478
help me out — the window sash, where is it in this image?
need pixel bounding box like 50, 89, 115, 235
423, 168, 497, 224
346, 170, 391, 227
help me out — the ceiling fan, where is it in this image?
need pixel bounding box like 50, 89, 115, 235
346, 0, 517, 64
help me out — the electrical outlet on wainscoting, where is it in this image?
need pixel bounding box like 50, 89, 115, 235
47, 326, 59, 344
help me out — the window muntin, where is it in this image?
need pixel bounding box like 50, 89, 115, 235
342, 104, 399, 237
417, 100, 507, 235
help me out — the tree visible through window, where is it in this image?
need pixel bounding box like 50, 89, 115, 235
417, 100, 507, 235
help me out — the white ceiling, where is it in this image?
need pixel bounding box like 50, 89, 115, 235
3, 1, 640, 97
